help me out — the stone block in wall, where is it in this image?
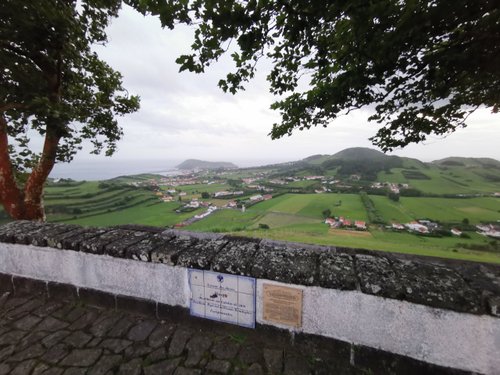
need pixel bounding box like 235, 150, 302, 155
28, 223, 81, 247
104, 231, 151, 258
176, 237, 228, 269
80, 229, 138, 255
318, 251, 357, 290
49, 227, 106, 250
45, 226, 88, 249
211, 236, 260, 276
355, 255, 482, 314
455, 263, 500, 298
251, 240, 321, 285
77, 229, 121, 254
148, 233, 187, 264
0, 220, 39, 243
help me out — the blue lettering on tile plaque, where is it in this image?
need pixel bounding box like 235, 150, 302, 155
188, 269, 256, 328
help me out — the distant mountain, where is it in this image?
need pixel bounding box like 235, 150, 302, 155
301, 147, 402, 163
432, 157, 500, 169
176, 159, 237, 170
300, 154, 330, 165
300, 147, 425, 168
330, 147, 393, 161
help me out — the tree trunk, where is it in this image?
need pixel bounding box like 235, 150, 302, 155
0, 114, 26, 219
1, 45, 63, 221
23, 128, 61, 221
0, 114, 60, 221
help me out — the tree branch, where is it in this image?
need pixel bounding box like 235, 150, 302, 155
0, 103, 26, 113
0, 41, 55, 74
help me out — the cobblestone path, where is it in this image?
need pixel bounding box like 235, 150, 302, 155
0, 292, 352, 375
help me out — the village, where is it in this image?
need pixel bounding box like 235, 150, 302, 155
119, 166, 500, 242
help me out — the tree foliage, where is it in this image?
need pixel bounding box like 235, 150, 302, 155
0, 0, 139, 220
322, 208, 331, 219
141, 0, 499, 151
387, 191, 400, 202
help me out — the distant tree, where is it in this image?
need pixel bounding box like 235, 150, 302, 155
227, 179, 242, 188
462, 218, 470, 225
0, 0, 139, 221
137, 0, 499, 151
387, 192, 400, 202
258, 223, 270, 230
201, 192, 210, 199
400, 188, 423, 197
322, 208, 331, 219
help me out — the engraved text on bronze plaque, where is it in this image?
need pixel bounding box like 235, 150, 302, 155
263, 284, 303, 327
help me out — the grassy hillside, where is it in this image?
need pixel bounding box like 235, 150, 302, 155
176, 159, 237, 170
1, 147, 499, 264
186, 193, 500, 264
43, 181, 160, 223
378, 164, 500, 194
187, 194, 367, 232
294, 148, 500, 193
433, 157, 500, 169
66, 201, 201, 227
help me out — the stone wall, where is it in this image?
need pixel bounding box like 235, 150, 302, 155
1, 221, 499, 374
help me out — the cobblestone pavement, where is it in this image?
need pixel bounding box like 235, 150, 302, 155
0, 292, 353, 375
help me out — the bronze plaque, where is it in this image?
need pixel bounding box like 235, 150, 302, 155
263, 284, 303, 328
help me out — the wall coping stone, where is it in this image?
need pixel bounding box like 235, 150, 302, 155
1, 220, 499, 317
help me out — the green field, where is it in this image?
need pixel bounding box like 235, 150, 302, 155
186, 193, 500, 264
186, 193, 366, 232
378, 165, 500, 194
398, 197, 500, 223
65, 201, 202, 227
369, 195, 500, 224
1, 173, 500, 264
167, 183, 230, 194
40, 180, 191, 226
287, 180, 319, 188
230, 227, 500, 264
369, 196, 414, 223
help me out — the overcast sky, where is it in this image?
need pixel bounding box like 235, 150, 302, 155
55, 4, 500, 170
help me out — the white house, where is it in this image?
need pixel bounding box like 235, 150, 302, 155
405, 222, 429, 233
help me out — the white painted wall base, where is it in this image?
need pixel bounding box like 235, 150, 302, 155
0, 243, 188, 308
1, 243, 499, 374
256, 279, 500, 375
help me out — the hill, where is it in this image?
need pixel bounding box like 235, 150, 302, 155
285, 147, 500, 190
432, 157, 500, 169
176, 159, 237, 170
330, 147, 394, 161
296, 147, 406, 181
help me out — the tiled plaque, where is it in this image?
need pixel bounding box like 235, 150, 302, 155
263, 283, 303, 328
188, 269, 256, 328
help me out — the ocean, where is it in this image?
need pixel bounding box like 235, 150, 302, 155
48, 158, 284, 181
49, 159, 181, 181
